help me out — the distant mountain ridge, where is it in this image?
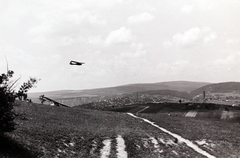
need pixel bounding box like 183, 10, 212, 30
151, 81, 210, 92
28, 81, 210, 100
140, 89, 191, 99
28, 81, 240, 106
190, 82, 240, 95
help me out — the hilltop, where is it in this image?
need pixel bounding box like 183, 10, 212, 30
190, 82, 240, 95
28, 81, 240, 107
28, 81, 209, 102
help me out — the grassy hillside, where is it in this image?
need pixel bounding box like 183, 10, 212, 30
2, 101, 240, 157
190, 82, 240, 95
140, 89, 191, 99
154, 81, 210, 92
3, 101, 201, 157
1, 101, 240, 157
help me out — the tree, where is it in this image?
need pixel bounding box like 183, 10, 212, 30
0, 70, 17, 133
17, 77, 39, 101
0, 70, 39, 133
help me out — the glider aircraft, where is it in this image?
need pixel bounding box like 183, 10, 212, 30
70, 60, 85, 66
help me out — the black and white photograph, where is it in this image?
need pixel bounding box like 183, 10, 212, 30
0, 0, 240, 157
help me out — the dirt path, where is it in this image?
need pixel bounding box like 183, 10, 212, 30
127, 113, 216, 158
136, 106, 149, 113
185, 110, 198, 117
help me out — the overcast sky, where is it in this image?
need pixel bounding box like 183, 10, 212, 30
1, 0, 240, 92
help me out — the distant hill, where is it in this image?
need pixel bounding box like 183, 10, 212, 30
140, 89, 191, 99
29, 81, 209, 97
28, 81, 209, 103
79, 81, 210, 95
190, 82, 240, 96
152, 81, 210, 92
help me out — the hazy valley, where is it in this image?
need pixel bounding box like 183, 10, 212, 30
28, 81, 240, 108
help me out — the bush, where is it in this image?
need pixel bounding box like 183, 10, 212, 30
0, 70, 39, 133
17, 77, 38, 101
0, 70, 16, 133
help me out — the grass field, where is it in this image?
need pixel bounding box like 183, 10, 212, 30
1, 101, 240, 157
2, 101, 161, 157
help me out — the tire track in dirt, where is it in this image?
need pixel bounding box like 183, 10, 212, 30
100, 139, 111, 158
88, 134, 208, 157
116, 135, 128, 158
93, 136, 128, 158
127, 113, 216, 158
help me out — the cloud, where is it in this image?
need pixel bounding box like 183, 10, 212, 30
105, 27, 133, 45
87, 36, 104, 45
173, 27, 201, 46
28, 23, 53, 35
136, 4, 157, 12
171, 60, 190, 74
82, 0, 122, 9
209, 52, 240, 80
154, 60, 191, 79
203, 32, 216, 43
181, 5, 194, 13
60, 36, 75, 46
70, 11, 106, 25
26, 4, 107, 46
226, 39, 239, 45
0, 45, 43, 85
173, 60, 189, 66
128, 12, 155, 24
162, 41, 173, 48
119, 43, 147, 58
214, 52, 240, 66
164, 27, 217, 47
88, 14, 106, 25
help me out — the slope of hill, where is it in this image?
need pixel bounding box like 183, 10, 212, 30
190, 82, 240, 96
152, 81, 210, 92
117, 81, 210, 93
7, 101, 240, 157
29, 81, 210, 100
140, 89, 191, 99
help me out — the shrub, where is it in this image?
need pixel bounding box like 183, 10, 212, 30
0, 70, 39, 133
0, 70, 16, 133
17, 77, 38, 101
